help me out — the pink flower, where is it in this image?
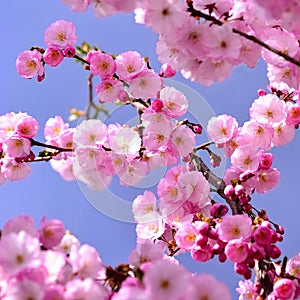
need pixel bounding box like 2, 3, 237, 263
16, 114, 39, 138
3, 135, 31, 158
259, 152, 273, 170
217, 215, 252, 242
111, 127, 141, 157
249, 94, 286, 124
188, 274, 231, 300
95, 79, 123, 103
174, 223, 197, 251
128, 239, 165, 267
129, 69, 162, 99
255, 168, 280, 194
16, 50, 44, 79
89, 52, 116, 79
236, 280, 258, 299
2, 215, 38, 237
3, 160, 32, 181
142, 0, 186, 35
241, 120, 274, 150
143, 259, 190, 300
0, 231, 41, 275
207, 114, 238, 144
286, 253, 300, 279
44, 116, 69, 141
119, 160, 148, 186
273, 278, 296, 300
132, 191, 158, 221
225, 239, 249, 263
253, 225, 273, 246
43, 47, 64, 67
44, 20, 77, 49
74, 119, 107, 147
62, 0, 90, 12
69, 244, 104, 279
39, 217, 65, 249
65, 278, 108, 300
160, 63, 176, 77
190, 244, 213, 262
286, 104, 300, 126
115, 51, 146, 81
231, 145, 262, 172
169, 126, 195, 157
272, 120, 295, 146
43, 285, 65, 300
159, 86, 188, 118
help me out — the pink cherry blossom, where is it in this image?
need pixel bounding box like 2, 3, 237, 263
44, 20, 77, 49
217, 214, 252, 242
231, 145, 262, 172
255, 168, 280, 194
115, 51, 146, 81
39, 217, 65, 249
0, 231, 41, 275
62, 0, 90, 12
207, 114, 238, 144
44, 116, 69, 141
132, 191, 158, 221
143, 259, 190, 300
129, 69, 162, 99
95, 79, 124, 103
241, 120, 274, 150
236, 280, 259, 299
286, 253, 300, 279
160, 63, 176, 77
188, 274, 231, 300
272, 120, 295, 146
119, 160, 148, 186
69, 244, 104, 279
159, 86, 188, 118
249, 94, 286, 124
64, 278, 108, 300
174, 223, 197, 251
43, 47, 64, 67
89, 52, 116, 79
190, 244, 213, 262
16, 50, 44, 79
225, 239, 249, 263
15, 114, 39, 139
2, 215, 38, 237
74, 119, 107, 147
259, 152, 273, 170
3, 160, 32, 181
169, 126, 195, 157
273, 278, 296, 300
3, 135, 31, 158
111, 127, 141, 157
128, 239, 165, 267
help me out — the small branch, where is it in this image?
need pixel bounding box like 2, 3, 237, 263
190, 152, 243, 215
73, 54, 90, 65
30, 139, 73, 152
194, 141, 214, 151
186, 3, 300, 68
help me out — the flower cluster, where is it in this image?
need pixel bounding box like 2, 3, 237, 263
0, 215, 233, 300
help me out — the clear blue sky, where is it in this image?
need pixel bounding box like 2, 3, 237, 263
1, 0, 300, 297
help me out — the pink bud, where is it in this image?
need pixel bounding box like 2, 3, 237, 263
191, 244, 212, 262
218, 251, 227, 263
239, 171, 255, 182
160, 63, 176, 78
257, 89, 267, 96
210, 203, 228, 218
234, 184, 244, 196
151, 99, 164, 112
37, 73, 45, 82
192, 124, 203, 134
43, 47, 64, 67
118, 89, 130, 103
195, 234, 208, 247
39, 216, 65, 249
259, 152, 273, 170
273, 278, 296, 300
267, 244, 281, 259
254, 226, 272, 246
64, 45, 76, 58
224, 185, 235, 197
194, 221, 209, 235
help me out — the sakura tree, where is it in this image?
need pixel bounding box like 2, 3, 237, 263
1, 0, 300, 299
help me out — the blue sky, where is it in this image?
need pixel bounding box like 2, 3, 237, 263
1, 0, 300, 297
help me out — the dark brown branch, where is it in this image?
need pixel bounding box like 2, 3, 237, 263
186, 3, 300, 68
190, 152, 243, 215
30, 139, 73, 152
73, 54, 90, 65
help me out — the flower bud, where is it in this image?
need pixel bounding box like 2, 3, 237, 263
151, 99, 164, 112
43, 47, 64, 67
160, 63, 176, 78
64, 45, 76, 58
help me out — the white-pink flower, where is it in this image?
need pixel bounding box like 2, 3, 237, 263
217, 214, 252, 242
160, 86, 188, 118
132, 191, 158, 221
143, 259, 190, 300
3, 135, 31, 158
44, 116, 69, 141
44, 20, 77, 49
207, 114, 238, 144
272, 120, 295, 146
249, 94, 286, 124
89, 52, 116, 79
255, 168, 280, 194
3, 160, 32, 181
169, 126, 195, 157
96, 79, 123, 103
16, 50, 44, 79
2, 215, 38, 237
231, 145, 262, 172
174, 223, 197, 251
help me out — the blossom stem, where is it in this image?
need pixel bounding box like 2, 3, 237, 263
30, 138, 73, 152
